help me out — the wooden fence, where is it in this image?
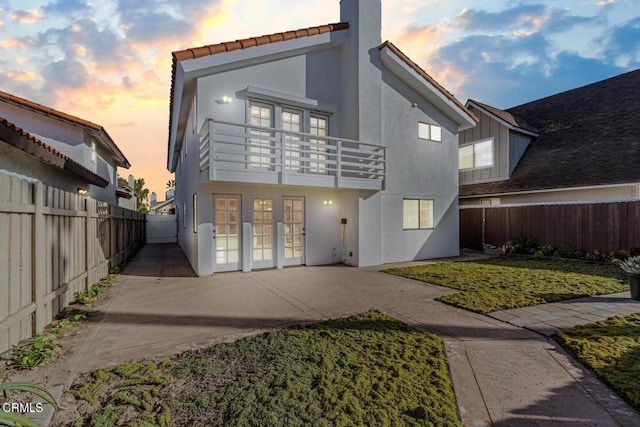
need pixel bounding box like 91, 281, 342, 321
0, 172, 145, 353
460, 200, 640, 253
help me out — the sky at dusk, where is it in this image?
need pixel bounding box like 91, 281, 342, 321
0, 0, 638, 198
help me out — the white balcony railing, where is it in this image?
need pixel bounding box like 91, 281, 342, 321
198, 119, 385, 190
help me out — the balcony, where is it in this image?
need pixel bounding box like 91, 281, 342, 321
198, 119, 385, 190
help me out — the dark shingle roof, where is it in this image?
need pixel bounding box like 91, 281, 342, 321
460, 69, 640, 197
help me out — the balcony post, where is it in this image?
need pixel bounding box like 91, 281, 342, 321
336, 139, 342, 188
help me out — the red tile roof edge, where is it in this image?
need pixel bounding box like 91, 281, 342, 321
378, 41, 477, 123
0, 117, 110, 187
0, 90, 130, 168
167, 22, 350, 168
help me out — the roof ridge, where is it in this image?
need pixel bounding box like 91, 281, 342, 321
172, 22, 349, 62
0, 89, 102, 131
0, 89, 130, 168
0, 117, 109, 187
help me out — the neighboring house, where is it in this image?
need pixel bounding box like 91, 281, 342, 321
0, 90, 130, 204
150, 189, 175, 215
117, 174, 137, 210
167, 0, 476, 275
459, 69, 640, 205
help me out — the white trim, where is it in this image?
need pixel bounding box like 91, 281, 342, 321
466, 100, 539, 137
460, 182, 640, 199
246, 86, 319, 110
460, 197, 640, 208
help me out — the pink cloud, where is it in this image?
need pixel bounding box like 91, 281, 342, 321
10, 9, 42, 24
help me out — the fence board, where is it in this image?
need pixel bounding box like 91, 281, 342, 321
0, 172, 145, 353
460, 200, 640, 252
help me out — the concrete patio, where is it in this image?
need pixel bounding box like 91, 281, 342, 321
53, 244, 640, 426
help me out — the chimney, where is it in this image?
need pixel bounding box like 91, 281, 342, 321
339, 0, 382, 144
150, 192, 157, 206
127, 174, 134, 189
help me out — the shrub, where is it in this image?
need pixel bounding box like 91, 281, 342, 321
502, 236, 537, 255
534, 244, 556, 257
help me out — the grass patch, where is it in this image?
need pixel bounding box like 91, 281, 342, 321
385, 257, 627, 314
557, 314, 640, 411
61, 310, 461, 426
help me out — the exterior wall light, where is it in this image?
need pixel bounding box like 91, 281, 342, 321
222, 96, 233, 104
323, 200, 333, 205
78, 188, 88, 195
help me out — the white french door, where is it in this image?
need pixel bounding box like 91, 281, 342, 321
283, 197, 305, 266
213, 195, 241, 272
251, 198, 274, 269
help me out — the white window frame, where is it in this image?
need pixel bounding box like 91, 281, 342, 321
403, 199, 434, 230
459, 137, 494, 171
418, 122, 442, 142
247, 98, 333, 174
192, 193, 198, 233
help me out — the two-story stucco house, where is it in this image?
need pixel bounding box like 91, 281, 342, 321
0, 90, 130, 204
167, 0, 476, 275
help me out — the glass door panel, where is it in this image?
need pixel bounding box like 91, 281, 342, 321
282, 109, 302, 172
249, 103, 273, 169
213, 195, 241, 272
252, 198, 274, 269
283, 197, 305, 265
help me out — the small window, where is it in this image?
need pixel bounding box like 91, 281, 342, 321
459, 138, 494, 170
403, 199, 434, 230
418, 122, 442, 142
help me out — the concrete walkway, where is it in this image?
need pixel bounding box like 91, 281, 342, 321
56, 244, 640, 426
491, 292, 640, 336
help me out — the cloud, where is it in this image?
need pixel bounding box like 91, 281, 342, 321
456, 5, 598, 36
43, 59, 88, 89
10, 9, 42, 24
599, 17, 640, 67
116, 0, 220, 43
41, 0, 92, 17
431, 33, 625, 107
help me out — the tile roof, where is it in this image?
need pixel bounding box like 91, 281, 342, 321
0, 117, 109, 187
168, 22, 349, 165
379, 41, 476, 123
460, 68, 640, 197
0, 90, 130, 168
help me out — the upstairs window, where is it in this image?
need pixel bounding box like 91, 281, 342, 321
459, 138, 493, 170
418, 122, 442, 142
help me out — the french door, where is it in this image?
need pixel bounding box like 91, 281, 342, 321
251, 198, 274, 269
213, 195, 241, 272
283, 197, 305, 266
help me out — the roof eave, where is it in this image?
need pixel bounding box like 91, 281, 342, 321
379, 42, 477, 131
466, 100, 540, 137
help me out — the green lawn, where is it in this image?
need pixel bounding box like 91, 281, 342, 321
384, 257, 627, 314
61, 310, 461, 426
557, 314, 640, 412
